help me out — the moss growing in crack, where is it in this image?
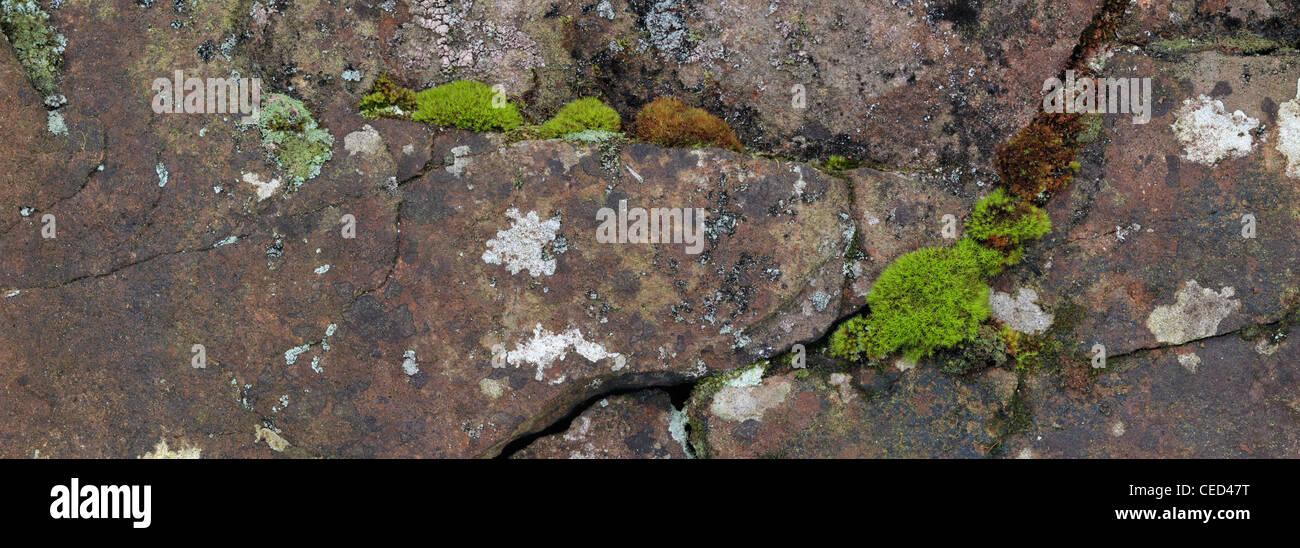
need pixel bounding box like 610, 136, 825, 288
536, 97, 621, 139
410, 80, 522, 132
256, 93, 334, 187
995, 112, 1083, 202
823, 155, 860, 171
1148, 31, 1281, 57
829, 238, 1003, 362
0, 0, 66, 94
935, 324, 1009, 376
358, 73, 417, 119
630, 97, 743, 152
965, 187, 1051, 265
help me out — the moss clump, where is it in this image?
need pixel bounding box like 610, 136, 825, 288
829, 238, 1003, 362
965, 188, 1051, 265
0, 0, 66, 94
936, 324, 1009, 375
630, 97, 743, 152
256, 93, 334, 187
995, 112, 1082, 202
358, 73, 417, 119
823, 155, 860, 171
537, 97, 620, 139
410, 80, 522, 132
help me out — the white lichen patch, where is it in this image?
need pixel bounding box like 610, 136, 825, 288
254, 426, 290, 452
710, 370, 792, 423
505, 324, 621, 382
482, 208, 561, 277
1177, 352, 1202, 373
989, 288, 1054, 335
47, 110, 67, 135
828, 372, 855, 404
1110, 421, 1126, 437
284, 344, 311, 365
1255, 338, 1279, 356
401, 350, 420, 376
667, 407, 695, 458
1277, 78, 1300, 178
1145, 280, 1241, 345
242, 172, 281, 201
314, 264, 330, 275
155, 162, 169, 187
479, 378, 504, 399
1171, 95, 1259, 166
140, 438, 201, 459
344, 124, 383, 156
445, 145, 472, 177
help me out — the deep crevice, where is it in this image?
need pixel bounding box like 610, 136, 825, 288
494, 376, 699, 459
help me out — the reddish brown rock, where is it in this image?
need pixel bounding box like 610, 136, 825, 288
1007, 325, 1300, 458
512, 390, 690, 459
685, 359, 1018, 458
1023, 50, 1300, 360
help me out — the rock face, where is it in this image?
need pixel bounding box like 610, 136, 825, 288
1007, 324, 1300, 458
685, 360, 1018, 458
554, 0, 1097, 172
511, 390, 691, 459
1028, 50, 1300, 360
1, 0, 1298, 460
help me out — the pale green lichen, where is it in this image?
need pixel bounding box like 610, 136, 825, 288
255, 93, 334, 188
0, 0, 66, 94
46, 109, 65, 135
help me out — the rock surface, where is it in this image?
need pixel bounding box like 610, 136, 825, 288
1, 0, 1297, 459
511, 390, 690, 459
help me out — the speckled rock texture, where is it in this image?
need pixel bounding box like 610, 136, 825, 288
1, 0, 1298, 459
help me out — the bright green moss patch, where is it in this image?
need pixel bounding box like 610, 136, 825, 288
256, 93, 334, 187
823, 155, 860, 171
410, 80, 522, 132
358, 73, 417, 119
0, 0, 66, 94
537, 97, 620, 139
965, 188, 1051, 265
829, 239, 1002, 362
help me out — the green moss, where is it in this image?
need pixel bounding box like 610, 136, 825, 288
965, 188, 1051, 266
536, 97, 620, 139
256, 93, 334, 187
0, 0, 66, 94
410, 80, 522, 132
1149, 32, 1280, 56
936, 324, 1009, 375
829, 239, 1001, 362
823, 155, 860, 171
358, 73, 417, 119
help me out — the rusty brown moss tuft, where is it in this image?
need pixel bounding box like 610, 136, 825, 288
994, 112, 1083, 202
630, 97, 743, 152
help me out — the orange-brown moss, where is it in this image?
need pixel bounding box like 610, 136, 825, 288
994, 112, 1083, 202
631, 97, 743, 152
